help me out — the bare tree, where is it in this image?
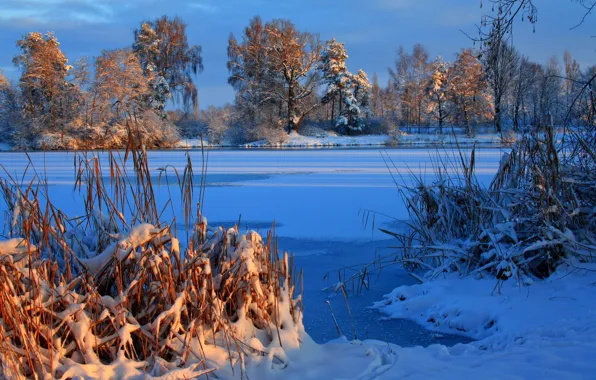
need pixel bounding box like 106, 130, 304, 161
389, 46, 411, 127
511, 56, 538, 130
427, 56, 450, 132
265, 19, 322, 133
449, 49, 493, 136
482, 17, 519, 133
371, 73, 381, 118
389, 44, 431, 131
563, 50, 582, 123
477, 0, 596, 129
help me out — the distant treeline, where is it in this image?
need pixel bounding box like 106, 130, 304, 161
0, 15, 594, 149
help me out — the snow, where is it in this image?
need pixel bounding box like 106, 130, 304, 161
81, 223, 159, 274
1, 147, 595, 379
369, 264, 596, 378
177, 131, 508, 149
0, 142, 10, 151
0, 237, 34, 255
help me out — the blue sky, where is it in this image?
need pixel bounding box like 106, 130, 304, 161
0, 0, 593, 108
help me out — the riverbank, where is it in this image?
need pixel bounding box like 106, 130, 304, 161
177, 130, 509, 149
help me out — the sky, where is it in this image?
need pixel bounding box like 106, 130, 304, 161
0, 0, 593, 108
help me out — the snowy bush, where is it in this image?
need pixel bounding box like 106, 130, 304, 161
201, 105, 231, 144
385, 122, 402, 147
376, 125, 596, 284
15, 112, 181, 150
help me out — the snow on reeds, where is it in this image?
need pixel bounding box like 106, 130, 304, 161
0, 128, 303, 379
353, 124, 596, 289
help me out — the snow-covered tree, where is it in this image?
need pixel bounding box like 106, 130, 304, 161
335, 78, 361, 132
227, 16, 274, 131
201, 105, 232, 144
133, 16, 202, 117
579, 64, 596, 127
13, 32, 72, 134
511, 56, 539, 130
538, 57, 564, 126
353, 69, 372, 119
265, 19, 322, 133
91, 48, 151, 124
319, 40, 370, 132
319, 38, 350, 121
0, 70, 18, 140
227, 18, 321, 137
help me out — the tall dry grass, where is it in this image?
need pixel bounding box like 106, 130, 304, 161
350, 124, 596, 291
0, 119, 303, 379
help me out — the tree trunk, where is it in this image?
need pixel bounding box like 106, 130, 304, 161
494, 104, 502, 133
331, 97, 335, 122
438, 97, 443, 134
287, 82, 295, 133
463, 104, 472, 137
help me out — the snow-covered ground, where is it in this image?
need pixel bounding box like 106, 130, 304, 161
1, 147, 594, 379
177, 130, 506, 149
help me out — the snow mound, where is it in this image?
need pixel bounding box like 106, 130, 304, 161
368, 265, 596, 378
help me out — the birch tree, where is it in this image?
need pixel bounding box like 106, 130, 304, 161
427, 56, 450, 131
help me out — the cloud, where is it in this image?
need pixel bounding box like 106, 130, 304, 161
186, 1, 219, 13
373, 0, 419, 10
0, 0, 116, 24
373, 0, 482, 27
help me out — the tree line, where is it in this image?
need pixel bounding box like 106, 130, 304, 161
0, 15, 594, 149
0, 16, 200, 149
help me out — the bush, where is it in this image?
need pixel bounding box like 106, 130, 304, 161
256, 119, 288, 145
299, 123, 333, 137
501, 129, 518, 145
366, 117, 394, 135
202, 106, 231, 144
11, 111, 180, 150
385, 121, 401, 147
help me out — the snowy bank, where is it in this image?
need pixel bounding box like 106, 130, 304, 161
177, 131, 508, 149
368, 265, 596, 378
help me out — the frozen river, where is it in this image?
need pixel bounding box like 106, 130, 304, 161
0, 147, 505, 345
